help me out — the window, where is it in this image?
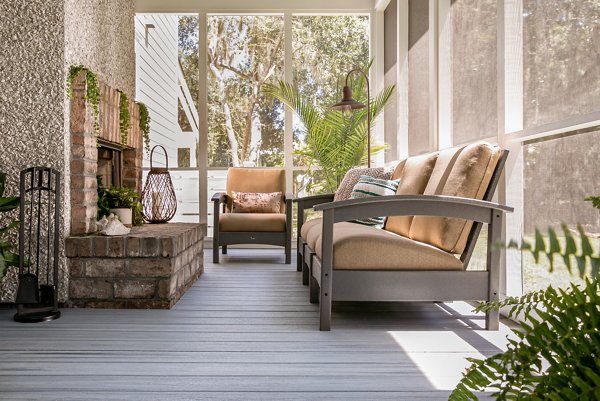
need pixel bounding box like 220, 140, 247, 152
522, 129, 600, 292
207, 15, 284, 168
291, 15, 370, 169
451, 0, 497, 144
523, 1, 600, 129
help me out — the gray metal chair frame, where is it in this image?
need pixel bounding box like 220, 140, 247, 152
295, 151, 512, 331
212, 192, 293, 264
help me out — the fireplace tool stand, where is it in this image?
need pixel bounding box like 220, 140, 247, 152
14, 167, 61, 323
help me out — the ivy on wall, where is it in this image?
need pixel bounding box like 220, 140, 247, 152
67, 64, 101, 136
119, 91, 130, 145
67, 64, 151, 154
138, 102, 151, 156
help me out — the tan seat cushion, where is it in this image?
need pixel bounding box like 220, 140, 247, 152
410, 142, 502, 254
226, 168, 286, 213
300, 217, 322, 240
219, 213, 286, 232
314, 222, 463, 270
384, 152, 439, 237
305, 219, 324, 250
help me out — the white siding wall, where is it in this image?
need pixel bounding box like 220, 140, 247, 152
135, 14, 179, 168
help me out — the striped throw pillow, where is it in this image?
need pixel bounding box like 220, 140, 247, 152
349, 175, 400, 228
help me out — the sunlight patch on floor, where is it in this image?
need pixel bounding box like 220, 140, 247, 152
388, 302, 516, 391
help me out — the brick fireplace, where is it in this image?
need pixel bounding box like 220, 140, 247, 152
69, 73, 143, 235
66, 71, 205, 309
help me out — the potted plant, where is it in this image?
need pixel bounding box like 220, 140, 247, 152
97, 182, 139, 226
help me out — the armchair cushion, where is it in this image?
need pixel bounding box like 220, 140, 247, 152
231, 191, 282, 213
226, 168, 285, 212
410, 142, 502, 253
219, 213, 286, 232
314, 222, 463, 270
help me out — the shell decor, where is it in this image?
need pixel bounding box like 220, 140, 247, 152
141, 145, 177, 223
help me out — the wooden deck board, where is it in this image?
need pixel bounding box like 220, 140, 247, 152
0, 249, 511, 400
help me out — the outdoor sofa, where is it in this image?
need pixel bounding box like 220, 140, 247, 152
295, 142, 513, 331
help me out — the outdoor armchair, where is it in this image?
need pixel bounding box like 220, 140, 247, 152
212, 168, 292, 264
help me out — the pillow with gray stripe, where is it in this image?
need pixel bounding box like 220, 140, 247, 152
349, 175, 401, 228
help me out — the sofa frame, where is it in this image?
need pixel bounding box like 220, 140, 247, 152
295, 150, 512, 331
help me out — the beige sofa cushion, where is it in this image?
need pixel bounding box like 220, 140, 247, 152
390, 159, 406, 180
305, 219, 324, 250
384, 152, 438, 237
410, 142, 502, 254
226, 168, 286, 212
314, 222, 463, 270
219, 213, 286, 232
300, 217, 321, 240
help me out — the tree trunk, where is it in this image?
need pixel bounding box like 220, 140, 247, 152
209, 62, 240, 167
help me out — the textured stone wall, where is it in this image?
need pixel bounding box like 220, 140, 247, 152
0, 0, 67, 303
65, 0, 136, 97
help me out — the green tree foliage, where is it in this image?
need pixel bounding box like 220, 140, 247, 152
206, 15, 284, 167
450, 223, 600, 400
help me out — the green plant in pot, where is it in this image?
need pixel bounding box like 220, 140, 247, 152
97, 178, 140, 226
0, 172, 20, 280
264, 64, 394, 194
450, 196, 600, 400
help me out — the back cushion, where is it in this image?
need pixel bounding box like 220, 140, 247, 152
226, 168, 285, 212
390, 159, 406, 180
409, 142, 503, 254
384, 152, 438, 237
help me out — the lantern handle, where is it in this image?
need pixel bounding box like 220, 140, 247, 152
150, 145, 169, 169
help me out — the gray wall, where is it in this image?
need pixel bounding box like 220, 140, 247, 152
0, 0, 67, 303
384, 0, 398, 163
65, 0, 136, 97
0, 0, 136, 303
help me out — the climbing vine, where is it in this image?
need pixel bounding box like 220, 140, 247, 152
137, 102, 151, 155
67, 64, 101, 137
119, 91, 130, 146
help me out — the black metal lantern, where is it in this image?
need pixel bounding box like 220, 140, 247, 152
141, 145, 177, 223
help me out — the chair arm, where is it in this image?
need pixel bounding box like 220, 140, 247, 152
313, 194, 513, 225
211, 192, 228, 204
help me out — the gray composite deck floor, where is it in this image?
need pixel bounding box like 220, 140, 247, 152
0, 249, 514, 400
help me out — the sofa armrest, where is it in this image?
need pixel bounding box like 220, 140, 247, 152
293, 193, 335, 238
313, 194, 513, 224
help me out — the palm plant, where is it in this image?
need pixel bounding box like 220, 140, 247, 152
450, 221, 600, 400
0, 172, 20, 280
264, 68, 395, 193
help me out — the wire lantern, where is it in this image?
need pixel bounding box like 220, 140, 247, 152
141, 145, 177, 223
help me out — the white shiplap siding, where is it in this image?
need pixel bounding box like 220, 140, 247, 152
135, 14, 179, 168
